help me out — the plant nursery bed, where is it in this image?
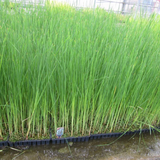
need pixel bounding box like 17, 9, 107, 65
1, 1, 160, 149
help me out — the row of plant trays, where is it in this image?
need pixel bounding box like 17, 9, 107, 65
0, 127, 159, 147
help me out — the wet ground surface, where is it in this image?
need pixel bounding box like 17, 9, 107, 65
1, 132, 160, 160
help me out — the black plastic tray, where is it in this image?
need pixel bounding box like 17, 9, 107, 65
0, 127, 159, 147
6, 139, 51, 147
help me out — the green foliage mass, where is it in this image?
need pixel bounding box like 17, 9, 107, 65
0, 1, 160, 140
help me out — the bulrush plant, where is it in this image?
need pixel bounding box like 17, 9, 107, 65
0, 1, 160, 141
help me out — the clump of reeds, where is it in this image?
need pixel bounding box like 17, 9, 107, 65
0, 1, 160, 141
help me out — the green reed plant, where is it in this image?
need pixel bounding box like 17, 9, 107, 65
0, 1, 160, 141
